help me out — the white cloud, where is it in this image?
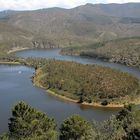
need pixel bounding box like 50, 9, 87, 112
106, 0, 140, 3
0, 0, 139, 11
0, 0, 87, 11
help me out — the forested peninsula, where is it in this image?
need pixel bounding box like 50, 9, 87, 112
33, 60, 140, 107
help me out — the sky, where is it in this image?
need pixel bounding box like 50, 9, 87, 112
0, 0, 140, 11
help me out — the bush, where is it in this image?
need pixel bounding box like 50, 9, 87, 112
101, 100, 109, 106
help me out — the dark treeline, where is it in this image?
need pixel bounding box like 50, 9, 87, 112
60, 42, 104, 56
1, 102, 140, 140
33, 60, 140, 105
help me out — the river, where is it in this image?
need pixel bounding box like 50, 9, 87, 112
16, 49, 140, 79
0, 48, 140, 134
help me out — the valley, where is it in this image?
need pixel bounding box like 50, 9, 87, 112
0, 2, 140, 139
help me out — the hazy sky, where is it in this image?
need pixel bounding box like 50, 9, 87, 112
0, 0, 140, 11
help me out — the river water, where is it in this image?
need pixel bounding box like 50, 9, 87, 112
0, 48, 140, 134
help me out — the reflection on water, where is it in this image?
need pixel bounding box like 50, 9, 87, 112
79, 104, 122, 111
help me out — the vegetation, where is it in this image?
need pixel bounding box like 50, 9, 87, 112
93, 105, 140, 140
120, 17, 140, 24
93, 116, 126, 140
0, 3, 140, 49
1, 103, 140, 140
0, 3, 140, 68
61, 42, 104, 56
60, 115, 95, 140
0, 3, 140, 140
61, 37, 140, 69
33, 60, 140, 105
0, 42, 21, 63
1, 102, 57, 140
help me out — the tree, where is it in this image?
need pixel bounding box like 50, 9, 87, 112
93, 116, 126, 140
117, 105, 140, 140
101, 100, 109, 106
60, 115, 95, 140
0, 133, 10, 140
7, 102, 58, 140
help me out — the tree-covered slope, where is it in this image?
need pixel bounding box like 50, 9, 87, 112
61, 37, 140, 69
33, 60, 140, 105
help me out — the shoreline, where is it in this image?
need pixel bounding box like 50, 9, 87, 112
0, 61, 21, 65
33, 68, 140, 109
46, 89, 124, 108
0, 60, 139, 109
7, 47, 30, 54
61, 51, 140, 70
46, 89, 140, 108
5, 47, 140, 108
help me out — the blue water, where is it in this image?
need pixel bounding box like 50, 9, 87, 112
1, 48, 140, 134
17, 49, 140, 79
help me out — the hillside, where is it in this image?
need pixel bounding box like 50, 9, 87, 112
0, 21, 34, 59
0, 3, 140, 50
61, 37, 140, 69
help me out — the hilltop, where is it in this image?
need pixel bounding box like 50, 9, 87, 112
0, 3, 140, 51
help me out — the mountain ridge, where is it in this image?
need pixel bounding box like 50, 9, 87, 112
0, 3, 140, 50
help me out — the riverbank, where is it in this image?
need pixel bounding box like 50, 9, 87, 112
1, 58, 139, 109
7, 47, 30, 54
46, 89, 140, 108
32, 60, 140, 109
6, 47, 140, 108
0, 61, 21, 65
33, 77, 125, 108
47, 89, 125, 108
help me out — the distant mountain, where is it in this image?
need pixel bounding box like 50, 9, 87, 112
0, 3, 140, 49
0, 10, 19, 20
78, 3, 140, 17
